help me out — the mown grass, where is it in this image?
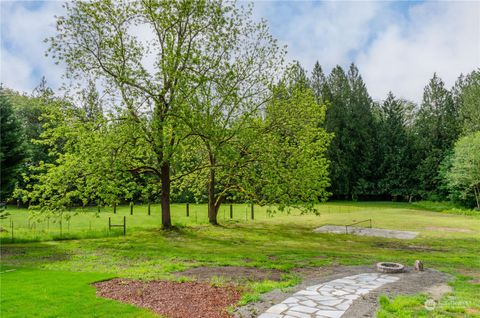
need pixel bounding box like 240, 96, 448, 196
0, 266, 157, 318
2, 201, 477, 243
1, 202, 479, 317
0, 203, 295, 243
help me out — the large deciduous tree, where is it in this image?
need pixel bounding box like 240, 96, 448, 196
250, 72, 333, 210
173, 4, 284, 225
453, 69, 480, 135
445, 131, 480, 209
48, 0, 283, 228
179, 61, 332, 225
14, 84, 136, 211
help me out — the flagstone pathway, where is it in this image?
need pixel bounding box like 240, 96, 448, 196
257, 273, 399, 318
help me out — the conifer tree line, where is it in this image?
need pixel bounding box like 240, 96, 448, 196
1, 1, 479, 229
305, 61, 479, 207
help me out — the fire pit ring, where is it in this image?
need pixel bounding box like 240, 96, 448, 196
376, 262, 404, 273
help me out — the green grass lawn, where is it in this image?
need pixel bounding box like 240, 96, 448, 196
0, 266, 157, 318
1, 202, 479, 317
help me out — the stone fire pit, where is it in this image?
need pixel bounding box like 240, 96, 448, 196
376, 262, 405, 273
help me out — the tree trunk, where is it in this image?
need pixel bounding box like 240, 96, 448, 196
208, 166, 218, 225
160, 162, 172, 229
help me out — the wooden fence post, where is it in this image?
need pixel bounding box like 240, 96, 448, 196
251, 203, 254, 220
148, 203, 151, 216
10, 219, 14, 242
123, 216, 126, 236
230, 204, 233, 219
186, 203, 190, 217
113, 203, 116, 214
130, 202, 133, 215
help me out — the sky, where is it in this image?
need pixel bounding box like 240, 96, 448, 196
1, 0, 479, 104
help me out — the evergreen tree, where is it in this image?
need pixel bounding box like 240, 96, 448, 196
325, 66, 351, 198
377, 92, 416, 199
414, 73, 460, 199
0, 90, 26, 200
453, 70, 480, 135
290, 61, 309, 88
310, 61, 328, 105
346, 63, 377, 197
323, 64, 377, 199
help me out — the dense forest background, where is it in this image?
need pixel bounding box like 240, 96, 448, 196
2, 63, 478, 209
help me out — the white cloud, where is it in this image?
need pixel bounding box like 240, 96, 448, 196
0, 1, 64, 93
253, 1, 480, 103
357, 1, 480, 103
1, 49, 32, 91
253, 1, 387, 72
1, 1, 479, 103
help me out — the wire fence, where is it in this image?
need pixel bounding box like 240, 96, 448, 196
345, 219, 372, 234
0, 202, 360, 243
0, 203, 262, 243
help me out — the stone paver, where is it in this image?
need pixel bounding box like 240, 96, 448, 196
258, 273, 399, 318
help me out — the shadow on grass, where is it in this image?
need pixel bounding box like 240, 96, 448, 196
0, 228, 126, 244
0, 243, 76, 272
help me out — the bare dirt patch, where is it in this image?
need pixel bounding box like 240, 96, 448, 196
424, 283, 453, 300
373, 241, 446, 252
0, 246, 27, 256
458, 268, 480, 279
291, 266, 336, 278
426, 226, 474, 233
0, 246, 70, 262
457, 268, 480, 284
466, 308, 480, 315
95, 278, 241, 318
174, 266, 284, 283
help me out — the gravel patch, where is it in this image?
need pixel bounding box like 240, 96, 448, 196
314, 225, 418, 239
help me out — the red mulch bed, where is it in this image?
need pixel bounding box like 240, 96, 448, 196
94, 278, 241, 318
